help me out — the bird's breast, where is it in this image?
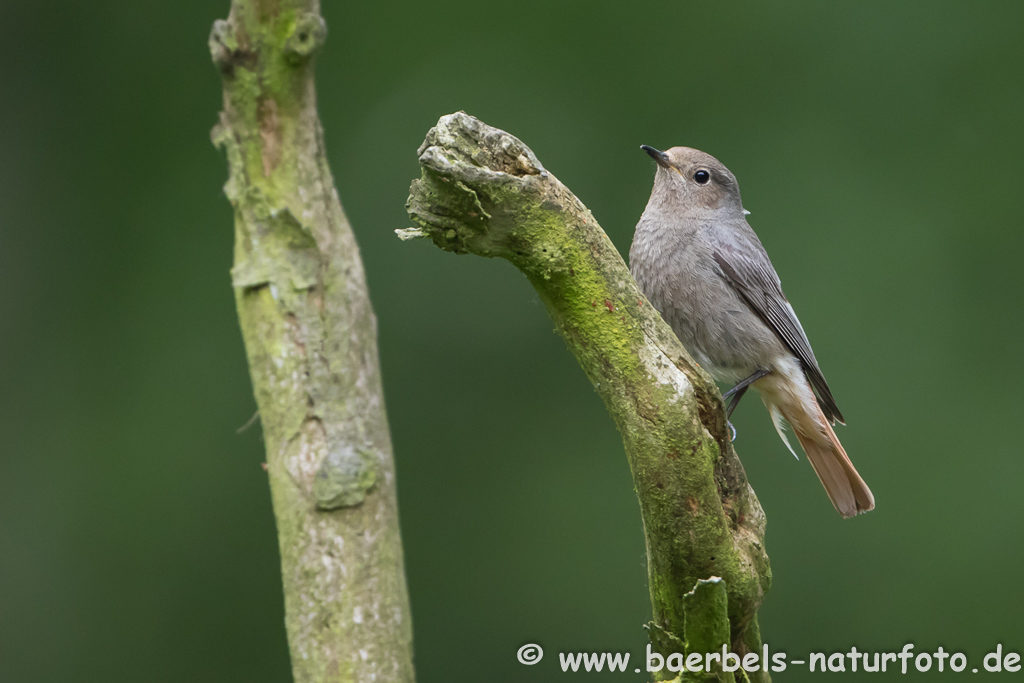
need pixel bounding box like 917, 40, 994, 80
630, 219, 787, 381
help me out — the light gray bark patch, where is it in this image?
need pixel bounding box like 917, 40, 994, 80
313, 444, 378, 510
231, 204, 321, 291
208, 19, 238, 69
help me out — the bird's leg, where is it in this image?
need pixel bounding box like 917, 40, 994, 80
725, 390, 747, 420
722, 368, 771, 419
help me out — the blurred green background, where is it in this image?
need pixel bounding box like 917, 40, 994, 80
2, 1, 1022, 680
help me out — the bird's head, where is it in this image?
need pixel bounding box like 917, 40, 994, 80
641, 145, 744, 216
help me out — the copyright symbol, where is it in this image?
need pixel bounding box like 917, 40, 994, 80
517, 643, 544, 665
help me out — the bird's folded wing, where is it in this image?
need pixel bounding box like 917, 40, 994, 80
709, 228, 845, 425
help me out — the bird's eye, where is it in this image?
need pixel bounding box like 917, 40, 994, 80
693, 169, 711, 185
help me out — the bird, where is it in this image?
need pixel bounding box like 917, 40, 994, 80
630, 145, 874, 518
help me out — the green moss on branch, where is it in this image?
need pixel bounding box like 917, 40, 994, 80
406, 113, 771, 682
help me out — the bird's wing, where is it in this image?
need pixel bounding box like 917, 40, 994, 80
709, 226, 845, 424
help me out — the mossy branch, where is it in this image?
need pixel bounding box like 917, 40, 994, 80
405, 113, 772, 682
210, 3, 413, 681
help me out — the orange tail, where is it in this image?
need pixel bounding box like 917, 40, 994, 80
793, 409, 874, 518
759, 372, 874, 518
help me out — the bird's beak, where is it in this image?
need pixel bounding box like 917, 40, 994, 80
641, 145, 671, 169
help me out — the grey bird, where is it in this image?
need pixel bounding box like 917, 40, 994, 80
630, 145, 874, 518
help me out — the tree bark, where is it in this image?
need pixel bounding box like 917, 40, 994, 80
210, 3, 414, 681
405, 113, 771, 682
